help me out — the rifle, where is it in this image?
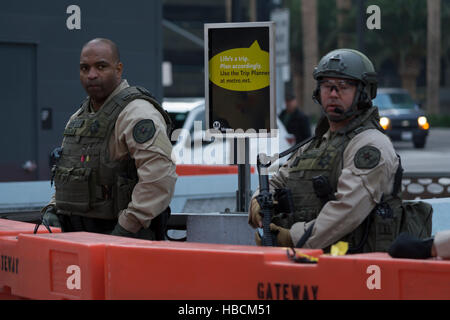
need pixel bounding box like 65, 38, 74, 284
256, 154, 276, 246
256, 136, 315, 246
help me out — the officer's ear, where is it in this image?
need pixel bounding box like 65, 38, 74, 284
356, 84, 373, 109
115, 62, 123, 79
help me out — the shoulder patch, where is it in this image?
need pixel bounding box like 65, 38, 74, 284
354, 146, 381, 169
133, 119, 156, 144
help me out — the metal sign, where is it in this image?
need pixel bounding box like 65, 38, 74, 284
204, 22, 276, 137
271, 8, 290, 66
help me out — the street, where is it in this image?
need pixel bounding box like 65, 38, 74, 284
394, 128, 450, 173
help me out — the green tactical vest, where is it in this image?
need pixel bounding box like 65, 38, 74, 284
272, 107, 403, 253
53, 86, 172, 220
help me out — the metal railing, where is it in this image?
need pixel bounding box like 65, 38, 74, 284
402, 172, 450, 200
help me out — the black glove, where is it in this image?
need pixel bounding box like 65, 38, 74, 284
388, 233, 434, 259
34, 206, 60, 234
42, 206, 61, 228
111, 223, 136, 238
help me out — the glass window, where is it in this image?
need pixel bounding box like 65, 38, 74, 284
389, 93, 415, 109
373, 93, 415, 110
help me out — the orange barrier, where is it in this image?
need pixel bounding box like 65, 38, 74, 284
104, 241, 450, 300
10, 232, 150, 300
0, 236, 21, 298
0, 288, 22, 300
316, 252, 450, 299
0, 220, 148, 300
176, 164, 255, 176
0, 218, 60, 236
0, 219, 60, 299
104, 242, 322, 300
1, 219, 450, 300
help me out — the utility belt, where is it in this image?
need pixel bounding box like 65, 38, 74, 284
54, 206, 171, 241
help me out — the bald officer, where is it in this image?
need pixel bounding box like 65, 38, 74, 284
40, 38, 177, 239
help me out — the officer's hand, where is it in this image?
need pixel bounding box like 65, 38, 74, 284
270, 223, 293, 247
249, 198, 262, 228
388, 232, 434, 259
42, 206, 61, 228
254, 224, 293, 247
111, 223, 136, 238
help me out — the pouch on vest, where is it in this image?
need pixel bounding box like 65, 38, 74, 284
400, 200, 433, 239
344, 196, 402, 253
371, 199, 402, 252
54, 166, 95, 213
273, 188, 295, 215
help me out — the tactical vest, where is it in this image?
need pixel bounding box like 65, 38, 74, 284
272, 107, 403, 253
53, 86, 172, 220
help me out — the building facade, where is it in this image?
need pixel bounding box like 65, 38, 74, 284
0, 1, 162, 181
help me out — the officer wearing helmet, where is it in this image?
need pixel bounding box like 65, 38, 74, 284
248, 49, 402, 253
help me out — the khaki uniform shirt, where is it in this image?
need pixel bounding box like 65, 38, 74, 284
435, 230, 450, 259
48, 80, 177, 233
252, 128, 399, 249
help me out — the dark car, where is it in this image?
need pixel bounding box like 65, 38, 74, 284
373, 88, 430, 148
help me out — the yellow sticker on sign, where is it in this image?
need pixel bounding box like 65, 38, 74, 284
209, 40, 270, 92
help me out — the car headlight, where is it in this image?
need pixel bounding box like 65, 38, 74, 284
418, 116, 430, 130
379, 117, 390, 130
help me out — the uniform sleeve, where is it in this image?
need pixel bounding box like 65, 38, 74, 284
290, 129, 399, 249
112, 99, 177, 233
434, 230, 450, 259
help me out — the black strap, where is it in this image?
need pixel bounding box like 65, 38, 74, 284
392, 154, 404, 196
295, 222, 315, 248
33, 218, 53, 234
279, 136, 315, 160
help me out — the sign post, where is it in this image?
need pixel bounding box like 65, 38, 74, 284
271, 8, 290, 114
204, 22, 275, 213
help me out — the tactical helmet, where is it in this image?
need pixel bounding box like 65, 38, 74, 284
312, 49, 378, 121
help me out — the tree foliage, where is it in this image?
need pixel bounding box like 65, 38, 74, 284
363, 0, 427, 70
